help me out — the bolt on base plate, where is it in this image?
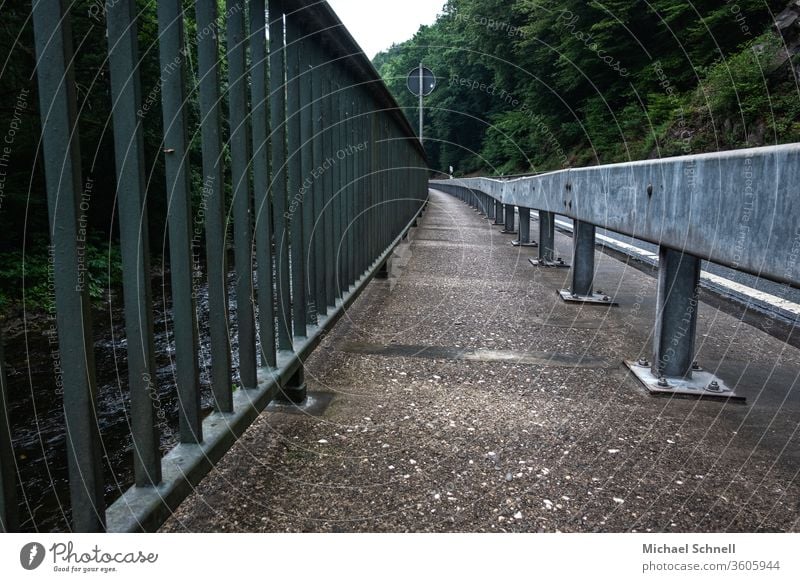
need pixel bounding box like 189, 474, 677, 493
529, 257, 569, 268
511, 240, 539, 247
558, 289, 618, 305
624, 360, 745, 402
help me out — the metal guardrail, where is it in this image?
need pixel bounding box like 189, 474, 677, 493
431, 143, 800, 401
0, 0, 427, 532
433, 144, 800, 287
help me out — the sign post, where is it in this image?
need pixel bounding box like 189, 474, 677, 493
407, 64, 436, 144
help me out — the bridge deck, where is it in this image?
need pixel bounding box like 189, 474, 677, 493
161, 189, 800, 533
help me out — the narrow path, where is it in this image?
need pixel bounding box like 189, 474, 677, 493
161, 189, 800, 533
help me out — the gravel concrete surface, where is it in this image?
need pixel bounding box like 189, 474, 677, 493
161, 189, 800, 533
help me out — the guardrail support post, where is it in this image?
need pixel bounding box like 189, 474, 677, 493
501, 204, 517, 234
493, 200, 504, 225
512, 207, 538, 247
487, 196, 495, 220
654, 247, 700, 378
559, 220, 616, 304
529, 211, 568, 267
625, 247, 743, 399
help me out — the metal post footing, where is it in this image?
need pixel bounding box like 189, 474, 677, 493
624, 360, 745, 401
529, 257, 569, 268
512, 240, 539, 247
278, 366, 307, 404
558, 288, 618, 306
266, 391, 334, 416
375, 259, 390, 279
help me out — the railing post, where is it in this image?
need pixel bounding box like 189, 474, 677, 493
324, 71, 336, 308
157, 0, 203, 442
106, 0, 162, 484
512, 207, 538, 247
571, 220, 594, 295
227, 0, 258, 390
250, 0, 277, 368
653, 247, 700, 378
286, 10, 307, 338
32, 0, 106, 531
559, 220, 615, 304
529, 210, 567, 267
299, 33, 316, 326
487, 196, 495, 220
625, 247, 741, 398
345, 91, 355, 290
197, 0, 235, 397
0, 331, 16, 532
493, 199, 504, 225
269, 0, 293, 351
501, 203, 516, 234
334, 75, 346, 295
310, 37, 328, 319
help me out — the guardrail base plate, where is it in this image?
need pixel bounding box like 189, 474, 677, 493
558, 289, 618, 305
511, 240, 539, 247
500, 229, 518, 235
624, 361, 745, 402
529, 258, 569, 268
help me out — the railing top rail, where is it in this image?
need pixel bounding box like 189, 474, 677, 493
288, 0, 427, 159
431, 143, 800, 288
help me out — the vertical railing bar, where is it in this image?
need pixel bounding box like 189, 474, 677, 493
299, 32, 315, 326
0, 330, 17, 532
356, 94, 365, 279
157, 0, 203, 443
324, 69, 336, 307
250, 0, 277, 368
227, 0, 258, 390
333, 74, 344, 300
311, 38, 327, 317
370, 110, 378, 270
196, 0, 233, 410
106, 0, 162, 485
269, 0, 292, 351
286, 11, 307, 338
347, 92, 359, 287
338, 77, 348, 297
383, 119, 390, 253
345, 87, 353, 290
31, 0, 106, 531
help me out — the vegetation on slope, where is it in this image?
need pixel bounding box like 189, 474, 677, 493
373, 0, 800, 176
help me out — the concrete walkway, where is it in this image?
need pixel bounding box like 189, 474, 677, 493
161, 189, 800, 533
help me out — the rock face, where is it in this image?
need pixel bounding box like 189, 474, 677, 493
775, 1, 800, 37
775, 0, 800, 74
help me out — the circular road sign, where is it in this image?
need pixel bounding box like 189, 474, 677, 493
407, 66, 436, 97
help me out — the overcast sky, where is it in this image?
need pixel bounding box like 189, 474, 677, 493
327, 0, 444, 58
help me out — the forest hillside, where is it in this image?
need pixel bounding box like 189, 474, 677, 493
374, 0, 800, 176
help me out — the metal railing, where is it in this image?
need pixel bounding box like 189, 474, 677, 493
0, 0, 427, 533
431, 143, 800, 399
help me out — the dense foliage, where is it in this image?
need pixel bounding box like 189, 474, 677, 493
374, 0, 800, 176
